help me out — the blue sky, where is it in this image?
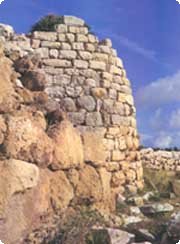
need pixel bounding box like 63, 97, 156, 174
1, 0, 180, 148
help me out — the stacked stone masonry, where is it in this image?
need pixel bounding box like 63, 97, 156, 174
1, 16, 143, 196
141, 148, 180, 172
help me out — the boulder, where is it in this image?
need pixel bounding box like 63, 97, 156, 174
76, 165, 103, 204
4, 111, 54, 167
0, 159, 39, 217
21, 70, 47, 91
48, 120, 84, 169
167, 211, 180, 241
49, 170, 74, 211
82, 131, 106, 166
0, 23, 14, 39
0, 48, 20, 112
140, 203, 174, 215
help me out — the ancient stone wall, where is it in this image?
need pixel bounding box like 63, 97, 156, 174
1, 15, 143, 195
141, 148, 180, 171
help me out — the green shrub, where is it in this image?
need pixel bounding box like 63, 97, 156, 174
30, 14, 63, 32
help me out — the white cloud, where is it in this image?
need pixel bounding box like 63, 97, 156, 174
136, 70, 180, 108
170, 109, 180, 128
154, 132, 173, 148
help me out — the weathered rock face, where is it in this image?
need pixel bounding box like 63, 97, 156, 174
48, 120, 84, 170
4, 111, 54, 168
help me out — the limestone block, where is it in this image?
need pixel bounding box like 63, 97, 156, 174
113, 75, 123, 84
43, 59, 72, 67
53, 74, 71, 85
68, 112, 85, 125
33, 31, 57, 41
31, 39, 40, 49
61, 42, 71, 50
61, 97, 77, 112
85, 78, 97, 87
49, 49, 59, 58
48, 120, 84, 169
104, 138, 114, 150
66, 86, 82, 97
82, 131, 107, 166
100, 38, 112, 47
69, 26, 88, 34
93, 52, 109, 62
76, 165, 103, 203
109, 89, 117, 100
91, 88, 107, 99
98, 45, 111, 54
111, 171, 126, 187
86, 112, 103, 126
102, 79, 111, 88
41, 41, 61, 48
66, 33, 75, 42
77, 95, 96, 111
110, 65, 122, 75
59, 50, 77, 59
107, 127, 120, 136
88, 34, 97, 43
114, 103, 125, 116
56, 24, 68, 33
72, 42, 84, 50
103, 99, 114, 114
89, 60, 106, 71
79, 51, 92, 60
58, 33, 66, 42
34, 47, 49, 58
63, 15, 85, 26
73, 59, 89, 69
76, 34, 88, 42
112, 150, 125, 161
50, 170, 74, 210
102, 72, 113, 81
115, 57, 123, 68
106, 162, 120, 172
85, 43, 96, 52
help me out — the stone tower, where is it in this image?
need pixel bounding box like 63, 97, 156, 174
28, 16, 144, 195
1, 16, 144, 212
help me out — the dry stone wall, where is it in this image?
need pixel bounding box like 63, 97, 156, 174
1, 15, 143, 196
141, 148, 180, 171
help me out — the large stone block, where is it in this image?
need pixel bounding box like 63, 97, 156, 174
82, 131, 107, 166
76, 165, 103, 203
77, 95, 96, 111
86, 112, 103, 126
59, 50, 77, 59
41, 41, 61, 48
43, 59, 72, 67
73, 59, 89, 69
49, 170, 74, 210
33, 31, 57, 41
4, 112, 54, 167
89, 60, 106, 71
48, 120, 84, 169
63, 15, 85, 26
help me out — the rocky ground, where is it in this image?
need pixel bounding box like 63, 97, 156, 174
24, 168, 180, 244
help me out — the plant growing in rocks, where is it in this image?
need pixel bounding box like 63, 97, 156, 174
31, 14, 64, 32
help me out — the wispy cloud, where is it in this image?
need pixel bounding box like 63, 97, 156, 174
113, 34, 157, 61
